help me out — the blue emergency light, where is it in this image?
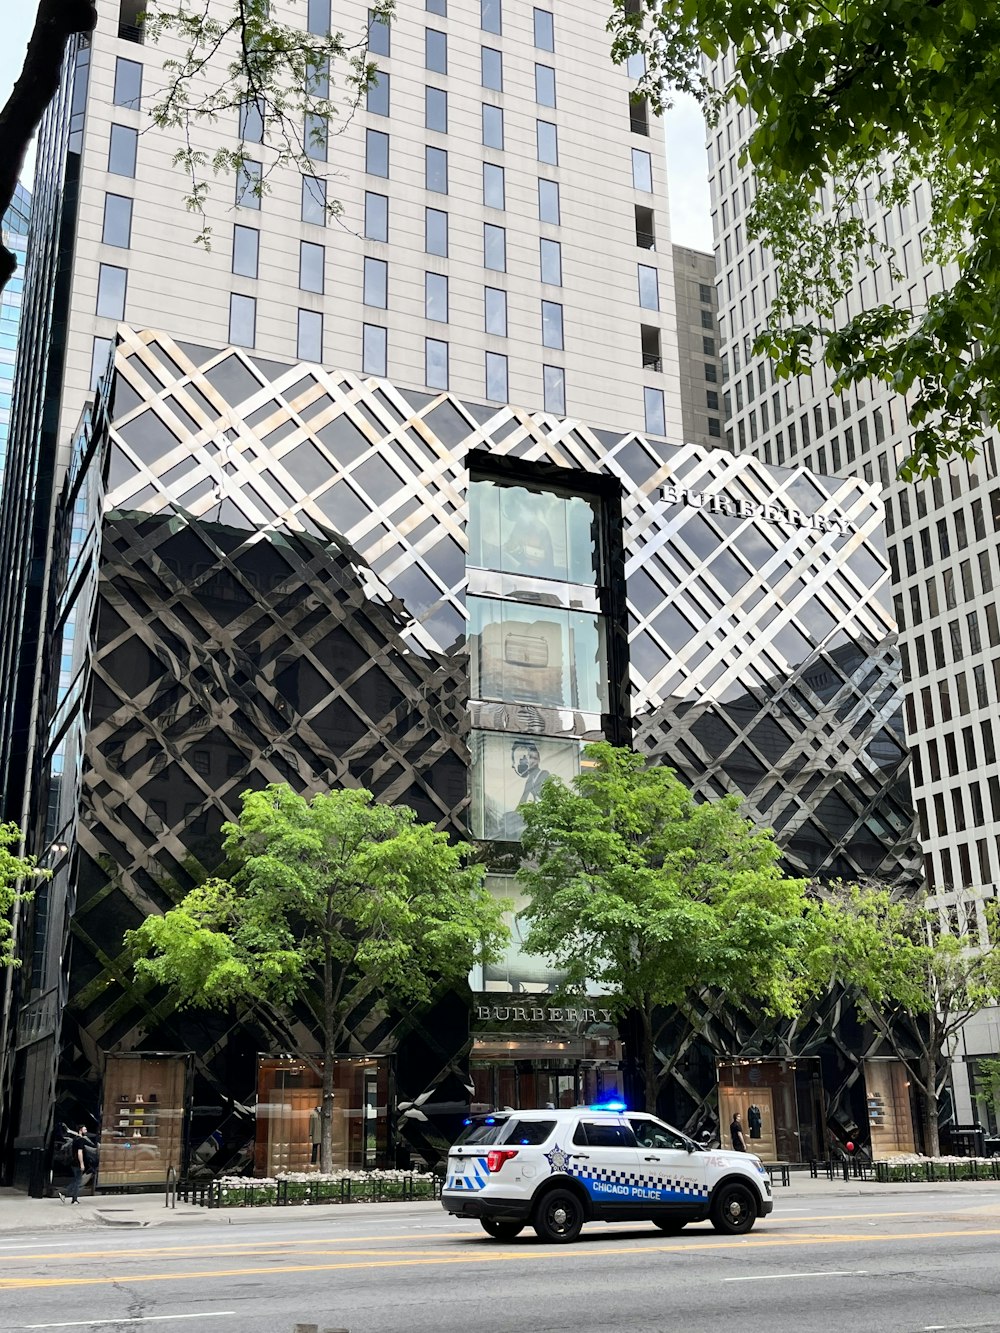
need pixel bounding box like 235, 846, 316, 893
588, 1099, 627, 1112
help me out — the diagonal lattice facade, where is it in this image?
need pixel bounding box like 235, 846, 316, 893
18, 327, 920, 1173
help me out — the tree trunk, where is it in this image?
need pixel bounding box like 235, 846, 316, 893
921, 1050, 940, 1158
0, 0, 97, 292
639, 1003, 657, 1114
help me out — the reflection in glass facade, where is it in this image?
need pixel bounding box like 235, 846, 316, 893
0, 184, 30, 479
5, 328, 922, 1183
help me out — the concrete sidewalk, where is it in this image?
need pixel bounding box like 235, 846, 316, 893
2, 1173, 998, 1236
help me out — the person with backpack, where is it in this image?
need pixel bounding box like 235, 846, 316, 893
66, 1123, 97, 1202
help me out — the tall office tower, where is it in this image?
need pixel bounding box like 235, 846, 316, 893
671, 244, 723, 449
0, 0, 679, 826
0, 185, 31, 476
707, 55, 1000, 1132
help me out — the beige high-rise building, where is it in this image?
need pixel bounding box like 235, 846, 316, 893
671, 244, 722, 448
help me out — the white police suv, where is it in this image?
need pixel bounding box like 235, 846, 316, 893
442, 1103, 772, 1243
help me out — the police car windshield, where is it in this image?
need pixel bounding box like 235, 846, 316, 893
455, 1116, 509, 1146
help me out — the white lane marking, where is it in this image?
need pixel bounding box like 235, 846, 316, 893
925, 1325, 1000, 1331
723, 1270, 867, 1283
23, 1315, 236, 1330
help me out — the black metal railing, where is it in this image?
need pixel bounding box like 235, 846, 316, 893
179, 1173, 444, 1209
642, 355, 662, 371
117, 23, 145, 43
635, 231, 656, 250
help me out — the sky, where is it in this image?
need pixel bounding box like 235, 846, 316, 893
0, 5, 714, 248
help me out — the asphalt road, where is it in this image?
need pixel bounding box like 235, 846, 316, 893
3, 1190, 1000, 1333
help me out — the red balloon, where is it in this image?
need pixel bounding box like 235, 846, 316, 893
846, 1141, 855, 1153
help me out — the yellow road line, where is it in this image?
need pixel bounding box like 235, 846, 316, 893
5, 1226, 1000, 1291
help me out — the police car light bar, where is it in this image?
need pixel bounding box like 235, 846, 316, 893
587, 1099, 627, 1112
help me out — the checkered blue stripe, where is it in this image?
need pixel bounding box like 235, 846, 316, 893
568, 1161, 708, 1201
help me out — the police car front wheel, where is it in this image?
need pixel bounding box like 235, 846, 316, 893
533, 1188, 585, 1243
480, 1219, 525, 1241
709, 1181, 758, 1235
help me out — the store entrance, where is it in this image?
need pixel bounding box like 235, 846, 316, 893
471, 1040, 623, 1113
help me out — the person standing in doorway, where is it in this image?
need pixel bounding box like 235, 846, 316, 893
310, 1106, 322, 1166
730, 1111, 748, 1152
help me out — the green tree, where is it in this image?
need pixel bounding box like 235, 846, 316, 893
0, 0, 392, 288
516, 742, 816, 1114
0, 821, 49, 968
128, 784, 509, 1171
817, 882, 1000, 1157
609, 0, 1000, 479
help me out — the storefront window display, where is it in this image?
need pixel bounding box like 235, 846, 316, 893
468, 478, 601, 587
469, 730, 583, 841
863, 1059, 916, 1156
98, 1053, 189, 1188
468, 595, 608, 715
253, 1056, 388, 1175
717, 1057, 825, 1163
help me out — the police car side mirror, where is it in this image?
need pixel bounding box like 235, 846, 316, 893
685, 1141, 694, 1153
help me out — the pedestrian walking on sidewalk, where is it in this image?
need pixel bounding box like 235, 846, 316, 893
66, 1124, 95, 1203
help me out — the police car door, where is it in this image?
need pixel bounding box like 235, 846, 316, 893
628, 1116, 708, 1209
567, 1118, 642, 1207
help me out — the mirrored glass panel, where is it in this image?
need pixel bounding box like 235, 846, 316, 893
468, 477, 600, 586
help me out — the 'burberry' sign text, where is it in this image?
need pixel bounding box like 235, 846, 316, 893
659, 484, 852, 535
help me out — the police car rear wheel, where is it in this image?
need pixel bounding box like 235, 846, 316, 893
709, 1182, 758, 1235
533, 1188, 584, 1243
480, 1219, 525, 1241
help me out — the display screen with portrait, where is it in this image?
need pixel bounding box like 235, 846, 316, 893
468, 478, 600, 586
469, 731, 582, 840
468, 595, 608, 715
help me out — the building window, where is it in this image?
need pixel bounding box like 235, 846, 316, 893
425, 271, 448, 322
365, 191, 388, 242
540, 237, 562, 285
641, 325, 661, 370
483, 104, 504, 149
486, 351, 508, 402
300, 240, 325, 293
707, 418, 722, 437
369, 8, 391, 56
533, 7, 554, 50
629, 96, 649, 136
363, 256, 388, 308
367, 71, 390, 117
96, 264, 128, 320
113, 57, 142, 109
484, 223, 506, 271
485, 286, 508, 336
304, 113, 328, 161
118, 0, 145, 43
229, 293, 256, 347
426, 28, 448, 74
631, 148, 653, 192
426, 337, 449, 390
536, 120, 558, 165
638, 264, 659, 310
482, 47, 503, 91
705, 362, 717, 382
543, 365, 565, 414
366, 129, 389, 177
706, 389, 719, 410
235, 159, 262, 207
232, 224, 259, 278
538, 178, 560, 224
541, 300, 563, 350
634, 203, 655, 249
426, 86, 448, 133
700, 308, 715, 329
297, 309, 323, 362
308, 0, 330, 35
427, 0, 446, 12
644, 386, 665, 436
362, 324, 387, 376
483, 162, 505, 209
426, 207, 448, 257
90, 336, 113, 391
703, 335, 716, 355
426, 145, 449, 194
534, 64, 556, 107
239, 97, 264, 143
481, 0, 502, 34
108, 124, 138, 177
301, 175, 327, 225
699, 282, 713, 303
102, 194, 133, 248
